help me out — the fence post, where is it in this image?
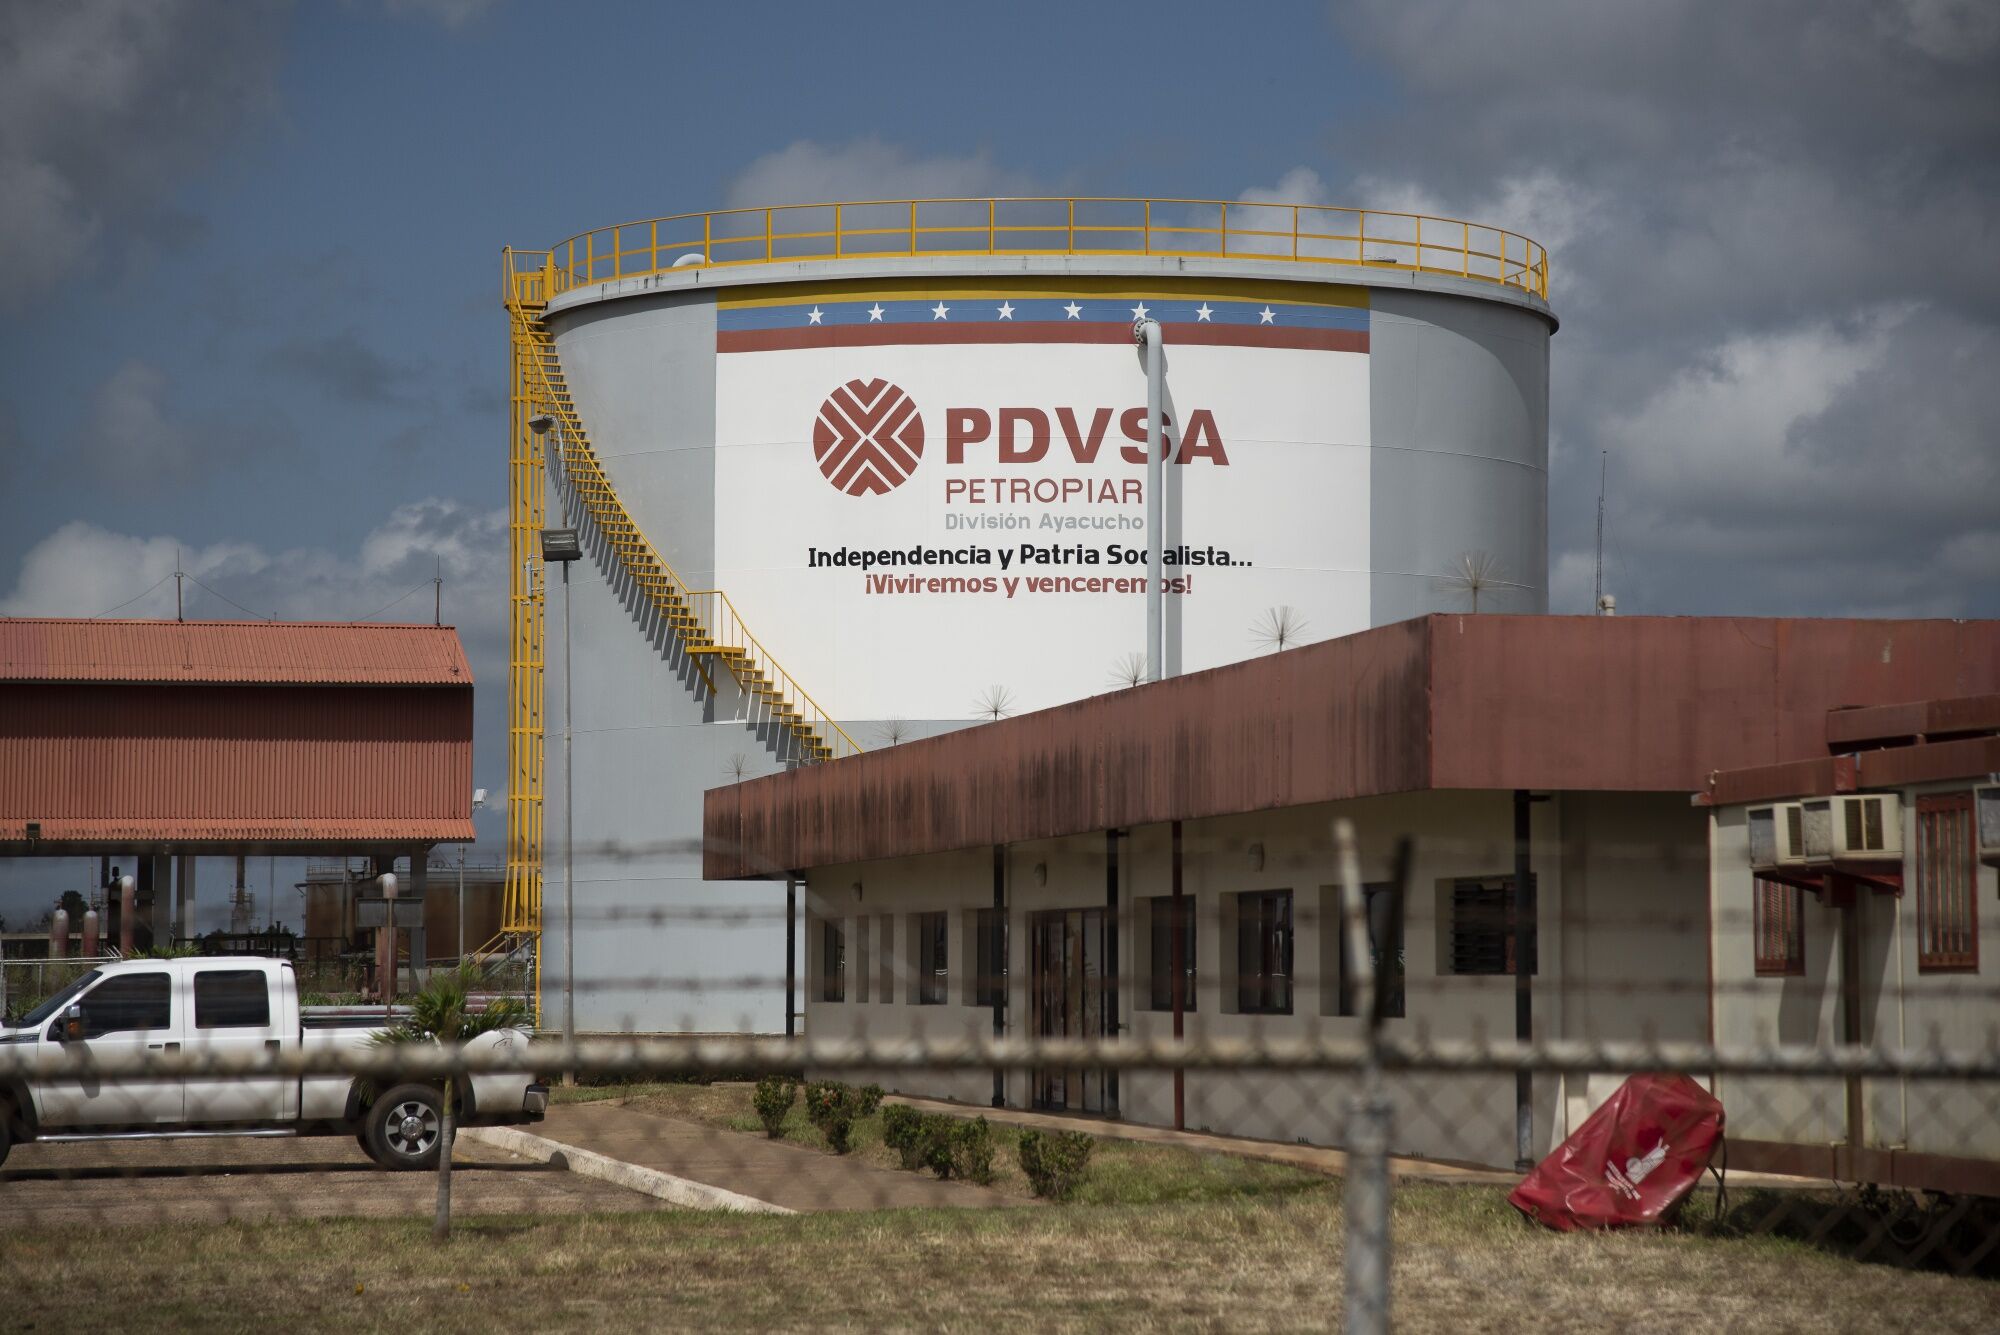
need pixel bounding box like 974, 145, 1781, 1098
1335, 818, 1393, 1335
1344, 1092, 1393, 1335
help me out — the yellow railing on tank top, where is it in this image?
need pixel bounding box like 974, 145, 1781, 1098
534, 196, 1549, 302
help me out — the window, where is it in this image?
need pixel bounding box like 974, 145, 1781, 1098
915, 911, 947, 1005
1917, 793, 1977, 972
1752, 878, 1805, 977
79, 972, 171, 1038
194, 970, 271, 1029
1448, 876, 1537, 976
1146, 897, 1197, 1012
973, 908, 1008, 1008
820, 918, 846, 1002
1334, 884, 1406, 1018
1235, 891, 1293, 1014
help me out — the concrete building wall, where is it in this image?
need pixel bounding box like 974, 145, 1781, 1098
802, 787, 1709, 1169
1711, 782, 2000, 1163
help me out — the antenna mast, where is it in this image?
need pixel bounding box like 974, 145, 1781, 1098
175, 548, 185, 622
1592, 451, 1607, 615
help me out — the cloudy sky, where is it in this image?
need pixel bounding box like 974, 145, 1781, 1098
2, 0, 1995, 925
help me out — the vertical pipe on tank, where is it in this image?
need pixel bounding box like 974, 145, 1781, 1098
81, 908, 99, 957
1136, 319, 1166, 681
51, 908, 70, 959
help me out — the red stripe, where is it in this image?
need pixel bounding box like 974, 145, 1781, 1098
718, 323, 1368, 354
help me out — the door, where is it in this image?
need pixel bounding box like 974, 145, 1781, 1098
1030, 909, 1114, 1114
182, 965, 292, 1123
33, 968, 183, 1128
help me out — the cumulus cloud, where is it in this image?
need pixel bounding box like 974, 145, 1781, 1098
0, 1, 284, 306
1242, 0, 2000, 617
0, 501, 507, 645
724, 137, 1040, 210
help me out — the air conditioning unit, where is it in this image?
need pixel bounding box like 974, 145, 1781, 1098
1799, 793, 1902, 862
1978, 786, 2000, 868
1747, 802, 1807, 869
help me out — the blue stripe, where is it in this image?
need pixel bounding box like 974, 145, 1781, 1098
716, 297, 1369, 332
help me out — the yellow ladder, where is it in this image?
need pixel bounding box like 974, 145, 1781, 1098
499, 251, 860, 956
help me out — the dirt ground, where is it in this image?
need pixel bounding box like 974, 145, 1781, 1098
0, 1132, 661, 1229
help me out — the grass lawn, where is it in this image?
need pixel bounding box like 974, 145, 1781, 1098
5, 1083, 1994, 1332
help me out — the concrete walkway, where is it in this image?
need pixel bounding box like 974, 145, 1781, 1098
884, 1095, 1823, 1192
530, 1101, 1026, 1213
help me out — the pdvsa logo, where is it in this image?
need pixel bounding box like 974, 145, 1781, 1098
813, 378, 925, 496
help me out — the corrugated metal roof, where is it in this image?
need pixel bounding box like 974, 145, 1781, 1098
1, 683, 474, 850
0, 618, 472, 685
704, 614, 2000, 878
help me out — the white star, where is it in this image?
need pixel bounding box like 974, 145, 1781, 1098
996, 301, 1015, 320
866, 303, 886, 322
806, 306, 824, 325
1131, 302, 1150, 321
932, 301, 951, 320
1195, 303, 1214, 322
1258, 306, 1276, 324
1063, 301, 1083, 320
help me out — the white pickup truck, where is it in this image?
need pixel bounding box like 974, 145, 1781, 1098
0, 956, 546, 1171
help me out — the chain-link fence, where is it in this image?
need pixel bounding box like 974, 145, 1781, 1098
4, 820, 1998, 1330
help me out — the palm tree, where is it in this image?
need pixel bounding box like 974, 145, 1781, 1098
372, 961, 527, 1241
1108, 652, 1147, 690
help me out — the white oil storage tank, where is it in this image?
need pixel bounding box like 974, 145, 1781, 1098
500, 197, 1555, 1032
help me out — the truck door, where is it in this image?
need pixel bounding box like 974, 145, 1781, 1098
182, 965, 291, 1123
34, 968, 183, 1127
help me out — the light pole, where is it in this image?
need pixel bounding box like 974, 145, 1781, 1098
1133, 319, 1166, 681
534, 410, 582, 1082
459, 787, 487, 960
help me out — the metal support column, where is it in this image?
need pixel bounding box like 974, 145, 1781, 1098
785, 878, 797, 1039
992, 851, 1008, 1111
1105, 829, 1121, 1114
1513, 789, 1540, 1171
1171, 819, 1186, 1130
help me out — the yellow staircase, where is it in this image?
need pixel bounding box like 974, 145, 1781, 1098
499, 249, 860, 956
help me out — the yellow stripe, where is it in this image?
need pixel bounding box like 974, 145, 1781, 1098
718, 274, 1369, 311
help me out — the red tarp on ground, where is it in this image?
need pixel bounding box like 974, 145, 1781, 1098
1509, 1073, 1724, 1231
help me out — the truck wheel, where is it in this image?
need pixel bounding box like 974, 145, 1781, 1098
364, 1085, 443, 1171
0, 1116, 11, 1171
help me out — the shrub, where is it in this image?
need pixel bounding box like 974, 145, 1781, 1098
802, 1080, 860, 1154
946, 1116, 995, 1185
881, 1104, 927, 1171
752, 1075, 797, 1138
856, 1083, 885, 1117
1019, 1129, 1094, 1201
